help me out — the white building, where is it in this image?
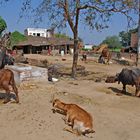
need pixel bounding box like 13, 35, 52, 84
84, 44, 93, 50
24, 28, 54, 38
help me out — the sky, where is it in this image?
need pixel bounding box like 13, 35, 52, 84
0, 0, 138, 45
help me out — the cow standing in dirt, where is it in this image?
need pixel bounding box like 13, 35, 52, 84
106, 68, 140, 97
0, 69, 19, 103
116, 68, 140, 97
99, 48, 112, 64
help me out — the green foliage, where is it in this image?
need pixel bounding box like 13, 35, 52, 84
81, 48, 89, 51
54, 33, 70, 39
102, 35, 123, 49
0, 0, 138, 78
129, 28, 138, 33
119, 31, 131, 47
0, 16, 7, 36
92, 45, 97, 49
119, 27, 138, 47
10, 31, 27, 46
109, 48, 122, 52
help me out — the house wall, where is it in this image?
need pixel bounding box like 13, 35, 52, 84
131, 32, 138, 48
24, 28, 54, 38
84, 44, 93, 50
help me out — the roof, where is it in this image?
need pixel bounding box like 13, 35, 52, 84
14, 36, 76, 47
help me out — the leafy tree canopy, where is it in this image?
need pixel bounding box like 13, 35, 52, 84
54, 33, 83, 42
119, 27, 138, 47
10, 31, 27, 47
102, 35, 122, 49
0, 16, 7, 36
54, 33, 70, 39
0, 0, 138, 78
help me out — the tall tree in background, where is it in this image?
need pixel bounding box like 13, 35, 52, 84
10, 31, 27, 47
119, 28, 138, 48
0, 16, 7, 37
119, 31, 131, 47
102, 35, 122, 49
0, 0, 138, 78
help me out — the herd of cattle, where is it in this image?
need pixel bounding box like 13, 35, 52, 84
0, 65, 140, 136
0, 33, 140, 136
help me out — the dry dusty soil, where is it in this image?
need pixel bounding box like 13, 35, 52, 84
0, 54, 140, 140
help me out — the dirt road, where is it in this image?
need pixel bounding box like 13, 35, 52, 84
0, 54, 139, 140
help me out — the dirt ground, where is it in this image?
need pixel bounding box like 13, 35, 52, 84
0, 54, 140, 140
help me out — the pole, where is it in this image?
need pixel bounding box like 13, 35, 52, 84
136, 0, 140, 66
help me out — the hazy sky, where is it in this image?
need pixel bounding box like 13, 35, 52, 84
0, 0, 138, 45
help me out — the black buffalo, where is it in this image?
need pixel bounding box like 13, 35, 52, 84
106, 68, 140, 97
116, 68, 140, 96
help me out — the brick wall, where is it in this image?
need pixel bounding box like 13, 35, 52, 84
131, 32, 138, 48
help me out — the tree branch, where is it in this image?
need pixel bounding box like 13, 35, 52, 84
78, 4, 131, 13
74, 0, 80, 38
63, 0, 75, 33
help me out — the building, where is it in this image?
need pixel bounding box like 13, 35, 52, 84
121, 32, 138, 53
24, 28, 54, 38
131, 32, 138, 48
13, 36, 83, 55
84, 44, 93, 50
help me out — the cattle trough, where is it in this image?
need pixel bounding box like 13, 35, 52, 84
5, 64, 48, 85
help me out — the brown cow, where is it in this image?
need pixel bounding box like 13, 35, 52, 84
100, 48, 112, 64
52, 99, 95, 136
0, 69, 19, 103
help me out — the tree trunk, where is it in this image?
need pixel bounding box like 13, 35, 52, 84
0, 47, 6, 69
71, 38, 79, 78
136, 1, 140, 66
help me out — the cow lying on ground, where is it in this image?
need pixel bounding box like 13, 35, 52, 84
52, 99, 95, 136
105, 68, 140, 97
0, 69, 19, 103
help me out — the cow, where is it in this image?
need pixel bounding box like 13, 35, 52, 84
99, 48, 112, 64
52, 99, 95, 136
0, 69, 19, 103
106, 68, 140, 97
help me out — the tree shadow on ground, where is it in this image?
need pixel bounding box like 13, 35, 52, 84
108, 87, 133, 97
113, 59, 135, 66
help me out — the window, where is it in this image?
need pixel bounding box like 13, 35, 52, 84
37, 33, 40, 36
33, 33, 36, 36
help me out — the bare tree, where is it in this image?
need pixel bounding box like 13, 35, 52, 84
0, 0, 138, 78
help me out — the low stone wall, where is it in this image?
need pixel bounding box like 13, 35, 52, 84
5, 64, 48, 85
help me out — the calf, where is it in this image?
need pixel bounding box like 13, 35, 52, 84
52, 99, 95, 136
0, 69, 19, 103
